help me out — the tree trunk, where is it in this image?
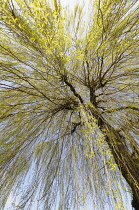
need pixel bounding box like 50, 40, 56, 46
90, 107, 139, 209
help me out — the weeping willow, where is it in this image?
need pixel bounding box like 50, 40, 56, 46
0, 0, 139, 209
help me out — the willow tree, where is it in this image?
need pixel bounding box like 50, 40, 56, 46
0, 0, 139, 209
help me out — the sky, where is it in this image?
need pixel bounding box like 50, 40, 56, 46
60, 0, 88, 8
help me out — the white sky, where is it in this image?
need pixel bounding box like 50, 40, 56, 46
60, 0, 88, 8
59, 0, 91, 15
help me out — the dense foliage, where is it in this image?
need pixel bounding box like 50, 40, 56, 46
0, 0, 139, 209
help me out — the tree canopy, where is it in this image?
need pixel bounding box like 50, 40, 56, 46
0, 0, 139, 209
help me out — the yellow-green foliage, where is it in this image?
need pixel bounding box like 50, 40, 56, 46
0, 0, 139, 209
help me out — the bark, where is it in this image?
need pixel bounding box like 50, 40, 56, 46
89, 107, 139, 209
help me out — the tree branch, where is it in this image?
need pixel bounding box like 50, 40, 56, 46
103, 106, 139, 113
62, 76, 84, 104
